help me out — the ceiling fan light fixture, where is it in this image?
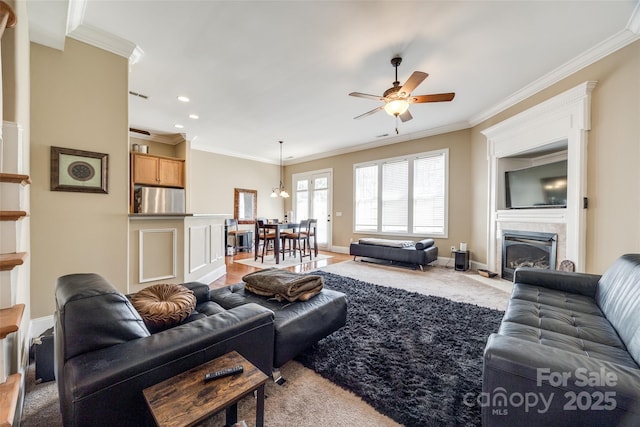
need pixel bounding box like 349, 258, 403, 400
384, 99, 409, 117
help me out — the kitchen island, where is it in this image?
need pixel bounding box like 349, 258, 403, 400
128, 213, 230, 293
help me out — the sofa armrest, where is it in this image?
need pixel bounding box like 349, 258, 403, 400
483, 334, 640, 425
181, 281, 211, 304
513, 268, 601, 298
59, 303, 274, 426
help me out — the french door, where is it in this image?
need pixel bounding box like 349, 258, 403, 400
292, 169, 332, 250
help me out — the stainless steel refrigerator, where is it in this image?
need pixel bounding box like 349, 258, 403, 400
134, 186, 186, 214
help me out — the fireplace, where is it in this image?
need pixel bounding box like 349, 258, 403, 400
501, 230, 557, 280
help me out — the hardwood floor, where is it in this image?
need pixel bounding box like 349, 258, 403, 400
209, 250, 351, 289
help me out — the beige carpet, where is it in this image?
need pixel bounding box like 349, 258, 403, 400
319, 260, 511, 310
234, 253, 332, 269
21, 260, 510, 426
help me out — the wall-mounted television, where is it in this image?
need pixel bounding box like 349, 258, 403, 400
505, 160, 567, 209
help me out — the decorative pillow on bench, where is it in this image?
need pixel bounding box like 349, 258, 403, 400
358, 238, 415, 248
358, 238, 435, 250
415, 239, 435, 250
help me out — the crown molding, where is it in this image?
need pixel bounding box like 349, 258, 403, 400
129, 131, 186, 146
67, 23, 140, 61
469, 8, 640, 128
286, 121, 471, 166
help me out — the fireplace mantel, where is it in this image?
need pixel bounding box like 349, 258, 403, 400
482, 81, 596, 274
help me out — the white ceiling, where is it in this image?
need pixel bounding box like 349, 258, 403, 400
28, 1, 640, 164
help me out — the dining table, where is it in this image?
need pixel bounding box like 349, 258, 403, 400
254, 222, 299, 264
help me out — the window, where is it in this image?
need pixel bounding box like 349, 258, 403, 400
354, 149, 448, 237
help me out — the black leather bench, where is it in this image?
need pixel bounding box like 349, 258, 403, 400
350, 238, 438, 270
210, 283, 347, 382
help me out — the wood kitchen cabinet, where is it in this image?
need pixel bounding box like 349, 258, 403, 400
132, 153, 185, 188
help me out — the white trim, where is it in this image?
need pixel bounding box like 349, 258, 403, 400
470, 24, 638, 127
209, 223, 224, 263
67, 24, 143, 63
138, 228, 177, 283
291, 168, 334, 249
188, 225, 209, 274
353, 148, 449, 238
193, 264, 227, 285
66, 0, 86, 34
482, 81, 595, 274
331, 245, 350, 254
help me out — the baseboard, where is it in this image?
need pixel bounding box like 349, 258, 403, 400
194, 264, 226, 285
330, 245, 350, 254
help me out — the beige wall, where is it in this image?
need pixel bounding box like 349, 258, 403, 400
189, 149, 285, 223
23, 29, 639, 323
471, 40, 640, 273
30, 38, 129, 318
285, 129, 472, 253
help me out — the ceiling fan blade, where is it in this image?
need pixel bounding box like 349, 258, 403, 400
399, 71, 428, 96
354, 105, 384, 119
349, 92, 385, 101
410, 92, 456, 103
399, 110, 413, 122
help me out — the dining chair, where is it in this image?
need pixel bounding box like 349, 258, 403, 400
282, 219, 313, 262
255, 219, 276, 262
225, 218, 251, 255
306, 218, 318, 257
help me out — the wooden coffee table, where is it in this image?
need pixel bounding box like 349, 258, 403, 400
143, 351, 268, 427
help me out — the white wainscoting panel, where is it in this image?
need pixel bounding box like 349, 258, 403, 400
139, 228, 177, 283
189, 224, 209, 274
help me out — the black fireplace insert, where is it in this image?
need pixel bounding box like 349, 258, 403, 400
501, 230, 558, 281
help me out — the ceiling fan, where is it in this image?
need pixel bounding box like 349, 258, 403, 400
349, 57, 455, 133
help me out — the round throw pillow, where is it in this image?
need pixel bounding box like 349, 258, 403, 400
130, 283, 196, 332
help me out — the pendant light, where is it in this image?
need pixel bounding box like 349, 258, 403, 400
270, 141, 289, 198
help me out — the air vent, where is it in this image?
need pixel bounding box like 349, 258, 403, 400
129, 128, 151, 135
128, 91, 149, 99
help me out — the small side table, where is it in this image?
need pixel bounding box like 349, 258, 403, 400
454, 250, 470, 271
143, 351, 268, 427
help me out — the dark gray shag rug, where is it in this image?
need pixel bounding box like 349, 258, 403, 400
296, 271, 504, 427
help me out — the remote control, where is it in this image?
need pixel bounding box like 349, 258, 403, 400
204, 365, 244, 382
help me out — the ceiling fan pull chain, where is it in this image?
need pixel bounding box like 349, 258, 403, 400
395, 116, 399, 135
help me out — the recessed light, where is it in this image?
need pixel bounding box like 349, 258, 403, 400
174, 124, 184, 129
177, 96, 190, 103
189, 114, 199, 119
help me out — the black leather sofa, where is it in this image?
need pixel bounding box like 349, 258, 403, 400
482, 254, 640, 426
349, 238, 438, 270
54, 273, 275, 427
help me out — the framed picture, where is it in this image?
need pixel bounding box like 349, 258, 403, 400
50, 146, 108, 193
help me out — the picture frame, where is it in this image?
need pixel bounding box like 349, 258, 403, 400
50, 146, 109, 193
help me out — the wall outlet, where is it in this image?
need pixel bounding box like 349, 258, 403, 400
451, 246, 456, 253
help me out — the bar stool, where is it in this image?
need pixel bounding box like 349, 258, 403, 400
225, 218, 251, 255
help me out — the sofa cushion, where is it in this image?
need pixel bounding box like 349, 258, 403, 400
502, 298, 625, 348
511, 282, 604, 315
596, 254, 640, 365
498, 321, 639, 368
130, 284, 196, 332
